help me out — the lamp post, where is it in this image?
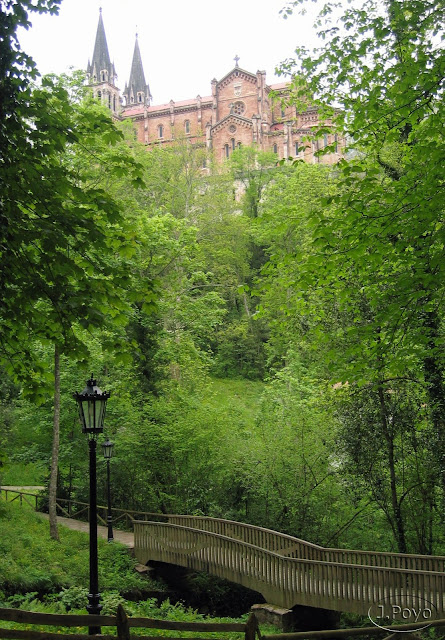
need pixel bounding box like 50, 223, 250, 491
73, 374, 110, 636
102, 439, 114, 542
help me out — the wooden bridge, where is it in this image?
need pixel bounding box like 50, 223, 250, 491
134, 514, 445, 618
3, 489, 444, 621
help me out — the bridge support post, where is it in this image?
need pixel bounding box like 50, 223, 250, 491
251, 604, 294, 632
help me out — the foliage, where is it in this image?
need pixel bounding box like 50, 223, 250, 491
0, 462, 45, 486
268, 0, 445, 546
0, 500, 152, 597
0, 3, 154, 397
1, 0, 443, 561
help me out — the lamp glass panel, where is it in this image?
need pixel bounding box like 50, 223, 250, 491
97, 402, 106, 430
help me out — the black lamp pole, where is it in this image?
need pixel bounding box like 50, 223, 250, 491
73, 374, 110, 636
102, 440, 114, 542
88, 437, 101, 633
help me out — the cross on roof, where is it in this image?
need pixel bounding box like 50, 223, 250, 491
234, 55, 240, 67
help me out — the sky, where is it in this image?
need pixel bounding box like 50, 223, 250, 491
17, 0, 320, 105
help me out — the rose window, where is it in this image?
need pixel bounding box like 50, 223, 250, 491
232, 101, 245, 116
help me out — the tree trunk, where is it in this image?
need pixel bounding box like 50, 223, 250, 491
49, 343, 61, 541
377, 385, 407, 554
422, 309, 445, 502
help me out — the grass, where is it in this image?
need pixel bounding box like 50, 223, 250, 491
0, 499, 270, 638
1, 461, 46, 486
0, 499, 158, 599
206, 377, 264, 427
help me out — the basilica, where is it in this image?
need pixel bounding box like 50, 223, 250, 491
87, 10, 341, 164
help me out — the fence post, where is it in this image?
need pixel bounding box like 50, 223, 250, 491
116, 604, 130, 640
245, 612, 260, 640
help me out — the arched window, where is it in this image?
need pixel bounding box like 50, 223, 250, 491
324, 134, 328, 147
231, 138, 235, 150
273, 144, 278, 154
313, 139, 320, 162
224, 144, 229, 158
158, 124, 164, 139
334, 134, 338, 153
138, 92, 144, 103
184, 120, 190, 134
238, 142, 242, 148
113, 95, 116, 111
295, 141, 299, 155
97, 90, 102, 99
108, 94, 111, 108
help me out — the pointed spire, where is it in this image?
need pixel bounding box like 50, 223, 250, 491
87, 9, 116, 85
122, 33, 152, 107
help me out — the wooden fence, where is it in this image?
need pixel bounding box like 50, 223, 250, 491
0, 607, 444, 640
0, 489, 164, 531
0, 605, 257, 640
261, 618, 445, 639
134, 521, 445, 617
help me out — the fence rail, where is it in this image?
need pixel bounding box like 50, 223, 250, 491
262, 618, 445, 639
0, 489, 165, 531
134, 521, 445, 617
0, 605, 257, 640
1, 606, 444, 640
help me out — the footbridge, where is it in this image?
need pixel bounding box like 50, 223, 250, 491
134, 515, 445, 617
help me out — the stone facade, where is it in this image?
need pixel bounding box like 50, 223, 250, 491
88, 11, 342, 164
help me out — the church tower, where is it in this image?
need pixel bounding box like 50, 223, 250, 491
122, 35, 152, 108
86, 9, 120, 115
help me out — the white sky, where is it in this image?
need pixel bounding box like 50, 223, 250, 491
17, 0, 320, 105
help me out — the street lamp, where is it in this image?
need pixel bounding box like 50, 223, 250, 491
102, 439, 114, 542
73, 374, 110, 635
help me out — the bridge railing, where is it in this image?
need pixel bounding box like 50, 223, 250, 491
4, 488, 444, 574
134, 521, 445, 617
163, 514, 445, 573
165, 515, 324, 561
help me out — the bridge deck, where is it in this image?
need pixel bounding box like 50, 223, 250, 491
133, 515, 445, 617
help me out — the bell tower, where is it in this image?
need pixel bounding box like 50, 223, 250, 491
86, 8, 120, 115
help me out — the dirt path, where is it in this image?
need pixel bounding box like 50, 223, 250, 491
37, 512, 134, 549
2, 487, 135, 549
1, 485, 45, 492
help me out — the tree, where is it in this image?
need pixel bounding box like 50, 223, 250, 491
1, 2, 156, 538
279, 0, 445, 505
